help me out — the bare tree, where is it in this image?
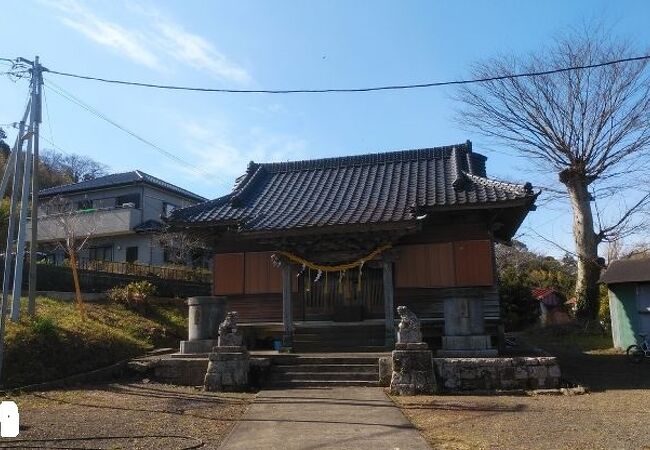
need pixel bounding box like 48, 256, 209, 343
457, 27, 650, 319
156, 228, 208, 267
40, 150, 108, 184
40, 196, 101, 318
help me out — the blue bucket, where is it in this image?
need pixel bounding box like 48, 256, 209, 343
273, 340, 282, 351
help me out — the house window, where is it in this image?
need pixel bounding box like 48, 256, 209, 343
126, 246, 139, 263
638, 284, 650, 313
94, 198, 115, 210
163, 202, 177, 217
88, 246, 113, 262
77, 199, 93, 210
116, 193, 141, 209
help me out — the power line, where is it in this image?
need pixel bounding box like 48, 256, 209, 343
38, 54, 650, 94
40, 134, 74, 156
42, 84, 56, 148
43, 80, 224, 182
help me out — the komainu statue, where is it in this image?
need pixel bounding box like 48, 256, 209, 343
217, 311, 243, 347
396, 305, 423, 344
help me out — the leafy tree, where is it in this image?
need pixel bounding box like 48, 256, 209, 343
496, 240, 577, 330
499, 267, 539, 331
0, 128, 10, 159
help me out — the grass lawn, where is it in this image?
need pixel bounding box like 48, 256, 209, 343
393, 325, 650, 450
5, 381, 253, 449
2, 297, 187, 388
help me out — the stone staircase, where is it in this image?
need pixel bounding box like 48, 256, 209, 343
292, 323, 387, 353
267, 354, 382, 388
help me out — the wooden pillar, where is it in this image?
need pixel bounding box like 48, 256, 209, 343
282, 263, 293, 351
383, 260, 395, 347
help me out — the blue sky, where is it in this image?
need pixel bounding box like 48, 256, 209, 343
1, 1, 649, 256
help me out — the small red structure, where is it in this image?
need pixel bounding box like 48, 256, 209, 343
531, 288, 572, 326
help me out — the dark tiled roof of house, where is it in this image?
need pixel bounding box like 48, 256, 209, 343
171, 141, 536, 232
39, 170, 206, 202
133, 219, 165, 233
600, 257, 650, 284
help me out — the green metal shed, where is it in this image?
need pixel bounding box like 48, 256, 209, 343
600, 258, 650, 349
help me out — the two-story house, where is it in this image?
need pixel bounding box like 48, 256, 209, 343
28, 170, 206, 266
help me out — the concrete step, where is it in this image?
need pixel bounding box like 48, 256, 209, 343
273, 364, 378, 374
295, 328, 385, 335
270, 371, 378, 382
267, 379, 381, 388
294, 338, 386, 345
292, 345, 388, 353
271, 355, 382, 365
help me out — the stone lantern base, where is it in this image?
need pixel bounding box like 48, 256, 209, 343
204, 346, 249, 392
389, 343, 437, 395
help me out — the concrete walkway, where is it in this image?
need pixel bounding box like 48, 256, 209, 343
219, 387, 431, 450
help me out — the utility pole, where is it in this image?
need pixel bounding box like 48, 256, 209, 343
0, 56, 41, 383
8, 56, 42, 322
0, 113, 28, 381
28, 56, 42, 316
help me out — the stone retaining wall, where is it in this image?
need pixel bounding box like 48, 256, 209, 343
433, 357, 561, 391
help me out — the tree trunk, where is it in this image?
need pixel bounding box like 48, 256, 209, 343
69, 250, 86, 319
563, 174, 601, 319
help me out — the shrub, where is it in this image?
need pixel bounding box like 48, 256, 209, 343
107, 281, 156, 312
598, 283, 611, 330
499, 267, 539, 331
29, 315, 57, 337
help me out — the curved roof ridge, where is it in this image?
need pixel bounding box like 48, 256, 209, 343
257, 142, 475, 173
462, 171, 534, 195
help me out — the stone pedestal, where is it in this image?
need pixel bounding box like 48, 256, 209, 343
438, 296, 497, 357
180, 296, 226, 354
389, 345, 437, 395
437, 335, 498, 357
180, 339, 216, 354
204, 346, 249, 392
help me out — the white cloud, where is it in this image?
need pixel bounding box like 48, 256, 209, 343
44, 0, 160, 69
154, 21, 251, 84
178, 120, 307, 186
42, 0, 250, 83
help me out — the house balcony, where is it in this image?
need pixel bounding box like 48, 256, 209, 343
26, 207, 142, 242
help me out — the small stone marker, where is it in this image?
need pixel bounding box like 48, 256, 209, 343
204, 311, 250, 392
390, 306, 436, 395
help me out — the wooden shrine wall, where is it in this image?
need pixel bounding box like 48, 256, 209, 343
213, 251, 284, 322
394, 239, 494, 288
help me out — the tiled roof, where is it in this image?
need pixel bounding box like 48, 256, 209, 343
171, 141, 536, 232
531, 288, 566, 306
39, 170, 206, 202
600, 257, 650, 284
133, 219, 165, 233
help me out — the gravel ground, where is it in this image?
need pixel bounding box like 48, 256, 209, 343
393, 336, 650, 450
1, 381, 253, 449
393, 388, 650, 450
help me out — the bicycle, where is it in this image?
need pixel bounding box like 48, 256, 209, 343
627, 333, 650, 363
